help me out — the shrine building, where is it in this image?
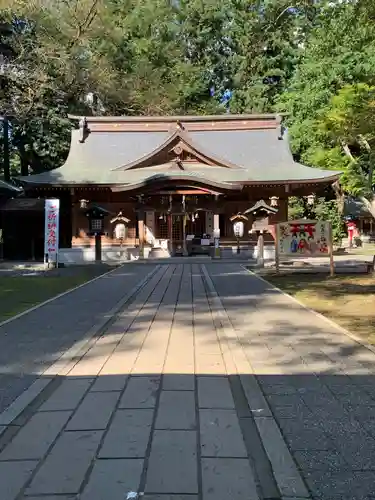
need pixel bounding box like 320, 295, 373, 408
17, 113, 340, 263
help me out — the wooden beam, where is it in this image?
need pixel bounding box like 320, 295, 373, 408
156, 190, 218, 195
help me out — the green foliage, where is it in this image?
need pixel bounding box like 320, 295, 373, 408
288, 196, 345, 244
278, 1, 375, 206
0, 0, 374, 209
228, 0, 319, 113
315, 199, 345, 244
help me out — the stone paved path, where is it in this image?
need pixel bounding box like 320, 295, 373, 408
1, 263, 375, 499
0, 264, 156, 412
209, 264, 375, 500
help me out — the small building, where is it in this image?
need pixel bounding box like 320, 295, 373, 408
344, 197, 375, 239
18, 114, 340, 263
0, 180, 24, 260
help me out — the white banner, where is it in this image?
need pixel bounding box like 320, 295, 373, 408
44, 199, 60, 263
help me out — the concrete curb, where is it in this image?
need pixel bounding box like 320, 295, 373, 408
243, 265, 375, 358
0, 265, 161, 427
201, 264, 310, 499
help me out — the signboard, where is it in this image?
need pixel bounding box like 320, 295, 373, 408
233, 221, 244, 238
252, 217, 269, 231
277, 220, 330, 256
44, 199, 60, 264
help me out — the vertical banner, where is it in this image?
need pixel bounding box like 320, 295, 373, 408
44, 199, 60, 266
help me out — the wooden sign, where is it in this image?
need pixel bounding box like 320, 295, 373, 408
252, 217, 269, 231
275, 219, 334, 276
277, 220, 330, 256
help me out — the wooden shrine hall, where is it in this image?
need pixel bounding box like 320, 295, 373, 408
19, 113, 340, 263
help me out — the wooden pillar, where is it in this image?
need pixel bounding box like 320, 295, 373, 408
138, 211, 145, 259
95, 233, 102, 262
145, 211, 155, 245
213, 213, 220, 258
168, 214, 173, 255
71, 205, 78, 245
206, 211, 213, 235
257, 231, 264, 267
182, 214, 188, 256
168, 195, 173, 255
182, 195, 188, 256
270, 198, 288, 223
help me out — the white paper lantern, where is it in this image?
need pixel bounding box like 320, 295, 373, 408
233, 221, 244, 238
114, 223, 126, 240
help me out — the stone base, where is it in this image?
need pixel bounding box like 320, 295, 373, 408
58, 244, 276, 265
59, 246, 151, 265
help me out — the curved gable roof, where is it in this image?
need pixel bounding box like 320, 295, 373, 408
112, 129, 241, 171
18, 114, 340, 187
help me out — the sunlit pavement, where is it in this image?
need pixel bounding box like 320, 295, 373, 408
0, 263, 375, 499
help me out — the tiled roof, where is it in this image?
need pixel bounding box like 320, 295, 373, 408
19, 114, 340, 188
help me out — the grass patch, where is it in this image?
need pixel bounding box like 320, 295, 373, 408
0, 266, 110, 322
265, 273, 375, 344
338, 243, 375, 256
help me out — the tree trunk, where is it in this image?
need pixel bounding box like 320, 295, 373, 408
333, 181, 345, 215
359, 195, 375, 219
17, 142, 29, 177
358, 135, 374, 190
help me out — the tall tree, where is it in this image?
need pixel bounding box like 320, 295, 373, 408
228, 0, 319, 113
0, 0, 112, 174
315, 84, 375, 215
277, 0, 375, 213
278, 2, 375, 160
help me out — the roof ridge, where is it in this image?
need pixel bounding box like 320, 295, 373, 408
68, 113, 284, 123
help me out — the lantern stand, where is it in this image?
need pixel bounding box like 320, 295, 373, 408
85, 205, 110, 263
230, 213, 248, 255
244, 200, 278, 267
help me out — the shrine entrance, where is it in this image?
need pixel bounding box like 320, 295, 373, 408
144, 190, 220, 257
153, 209, 209, 256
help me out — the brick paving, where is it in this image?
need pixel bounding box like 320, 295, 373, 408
1, 262, 375, 499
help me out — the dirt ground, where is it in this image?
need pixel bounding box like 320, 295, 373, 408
266, 273, 375, 344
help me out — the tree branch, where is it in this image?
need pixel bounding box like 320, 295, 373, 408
340, 140, 356, 162
358, 134, 372, 153
359, 195, 375, 219
332, 180, 345, 215
358, 135, 374, 191
68, 0, 99, 49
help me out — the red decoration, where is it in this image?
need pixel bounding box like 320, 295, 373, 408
290, 224, 300, 237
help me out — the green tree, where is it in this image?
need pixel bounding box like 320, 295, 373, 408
278, 0, 375, 213
228, 0, 319, 113
288, 196, 345, 244
0, 0, 111, 174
